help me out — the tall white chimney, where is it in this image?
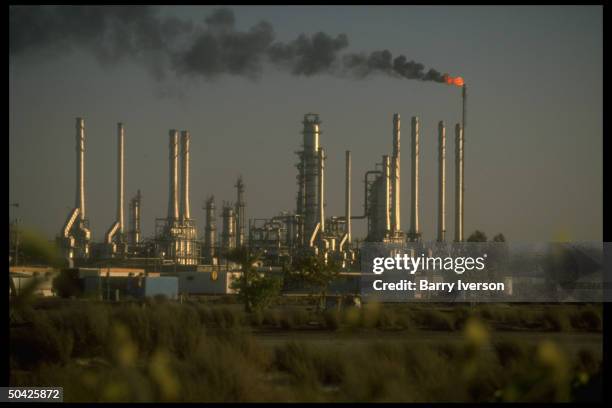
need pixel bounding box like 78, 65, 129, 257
345, 150, 352, 244
410, 116, 420, 240
76, 117, 86, 220
117, 123, 125, 234
438, 121, 446, 242
168, 130, 179, 221
180, 130, 191, 220
383, 155, 391, 233
454, 123, 464, 242
318, 147, 325, 233
391, 113, 401, 233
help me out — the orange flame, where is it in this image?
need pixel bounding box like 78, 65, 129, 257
444, 74, 464, 87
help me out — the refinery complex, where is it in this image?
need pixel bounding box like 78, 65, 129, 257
9, 82, 470, 298
56, 88, 467, 276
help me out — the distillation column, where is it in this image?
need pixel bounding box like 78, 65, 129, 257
129, 190, 141, 247
302, 114, 321, 246
235, 177, 246, 248
222, 203, 236, 252
204, 195, 217, 263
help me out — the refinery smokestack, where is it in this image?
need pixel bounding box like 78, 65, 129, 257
345, 150, 351, 244
117, 123, 125, 234
168, 130, 179, 221
76, 117, 86, 220
409, 116, 420, 241
383, 155, 391, 233
180, 130, 191, 221
391, 113, 401, 233
437, 121, 446, 242
454, 123, 464, 242
318, 147, 325, 233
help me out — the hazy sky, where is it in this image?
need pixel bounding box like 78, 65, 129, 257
9, 5, 602, 242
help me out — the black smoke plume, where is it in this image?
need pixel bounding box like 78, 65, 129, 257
10, 6, 448, 83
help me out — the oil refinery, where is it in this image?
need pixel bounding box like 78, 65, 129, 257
11, 80, 470, 298
54, 97, 467, 277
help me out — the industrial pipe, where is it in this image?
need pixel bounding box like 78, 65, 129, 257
105, 221, 120, 245
62, 208, 80, 238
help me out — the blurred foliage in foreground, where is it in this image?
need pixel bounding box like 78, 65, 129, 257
8, 228, 602, 401
9, 298, 602, 402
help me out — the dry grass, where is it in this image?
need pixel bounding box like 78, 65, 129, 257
9, 300, 603, 402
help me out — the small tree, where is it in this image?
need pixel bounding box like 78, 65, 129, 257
492, 233, 506, 242
467, 230, 488, 242
227, 247, 282, 313
284, 253, 341, 312
52, 269, 82, 298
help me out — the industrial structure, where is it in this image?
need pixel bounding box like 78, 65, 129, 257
59, 117, 91, 263
104, 122, 127, 257
155, 129, 199, 265
128, 189, 142, 250
454, 123, 465, 242
202, 195, 217, 264
57, 97, 468, 274
437, 121, 446, 242
235, 176, 246, 248
363, 114, 406, 243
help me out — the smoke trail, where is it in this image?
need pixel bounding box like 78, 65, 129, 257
268, 32, 349, 76
9, 6, 449, 83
